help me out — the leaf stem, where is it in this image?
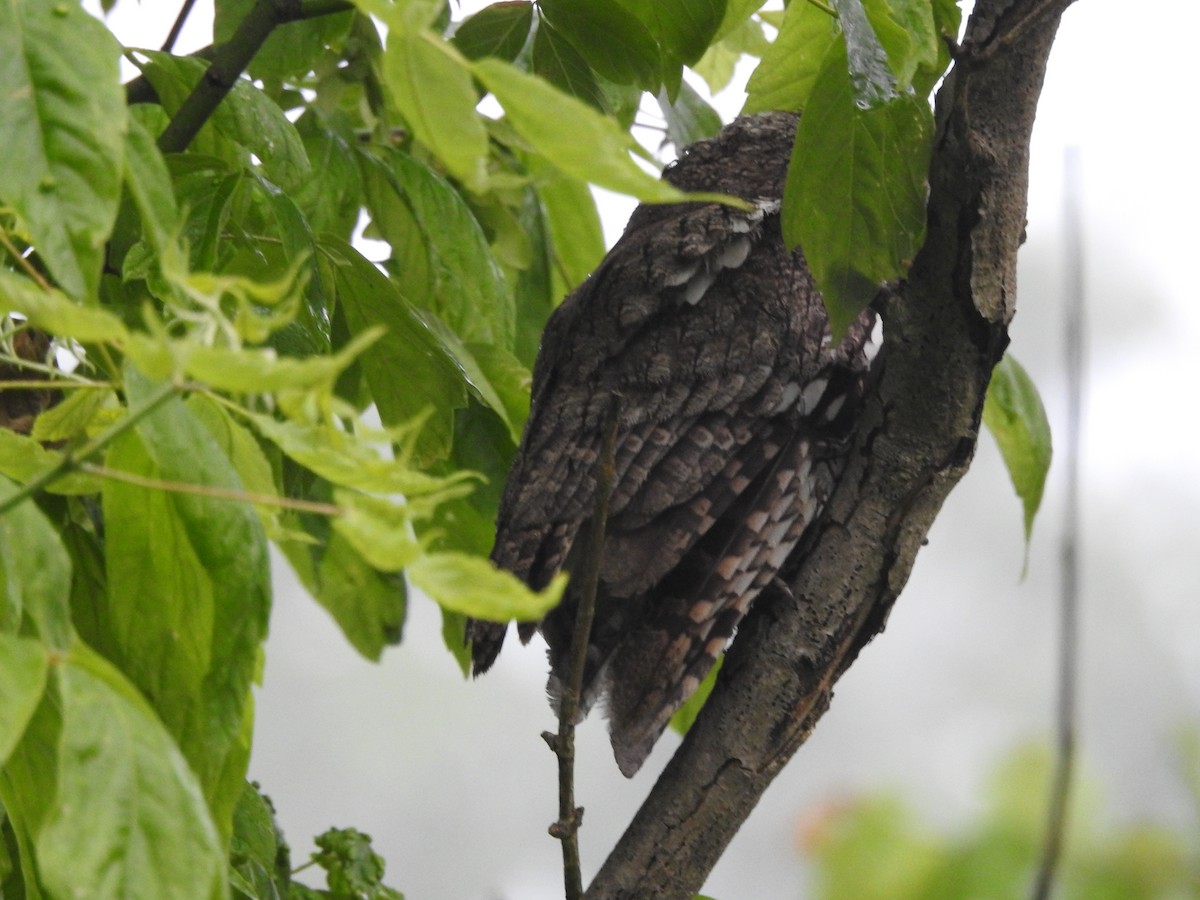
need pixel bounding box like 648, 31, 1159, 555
0, 379, 179, 516
548, 392, 619, 900
0, 380, 114, 391
79, 462, 343, 515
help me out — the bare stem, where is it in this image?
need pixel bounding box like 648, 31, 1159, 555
1032, 143, 1084, 900
551, 393, 620, 900
161, 0, 199, 53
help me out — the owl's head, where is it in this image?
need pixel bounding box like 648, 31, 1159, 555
662, 112, 800, 201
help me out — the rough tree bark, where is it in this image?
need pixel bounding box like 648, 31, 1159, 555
586, 0, 1076, 896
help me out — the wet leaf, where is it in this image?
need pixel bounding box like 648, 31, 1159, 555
982, 354, 1053, 545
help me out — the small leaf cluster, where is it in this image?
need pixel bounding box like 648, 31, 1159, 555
228, 784, 403, 899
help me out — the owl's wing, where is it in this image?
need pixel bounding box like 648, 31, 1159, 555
493, 200, 803, 569
471, 190, 878, 776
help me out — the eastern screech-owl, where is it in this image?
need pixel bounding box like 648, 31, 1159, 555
468, 112, 881, 777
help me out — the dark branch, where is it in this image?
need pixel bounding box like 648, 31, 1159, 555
585, 1, 1076, 897
161, 0, 200, 53
156, 0, 353, 154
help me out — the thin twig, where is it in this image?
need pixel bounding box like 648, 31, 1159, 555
0, 380, 114, 391
0, 229, 52, 291
157, 0, 354, 154
161, 0, 199, 52
1032, 144, 1085, 900
78, 462, 342, 515
0, 380, 179, 516
548, 393, 620, 900
0, 333, 105, 383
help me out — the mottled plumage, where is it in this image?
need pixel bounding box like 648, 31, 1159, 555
468, 112, 881, 776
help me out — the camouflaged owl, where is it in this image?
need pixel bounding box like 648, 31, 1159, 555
468, 112, 881, 777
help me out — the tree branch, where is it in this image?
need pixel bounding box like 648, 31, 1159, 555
156, 0, 353, 154
549, 393, 621, 900
586, 1, 1076, 896
161, 0, 200, 53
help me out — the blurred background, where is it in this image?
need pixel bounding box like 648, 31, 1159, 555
89, 0, 1200, 895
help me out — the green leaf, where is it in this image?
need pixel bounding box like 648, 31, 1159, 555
123, 114, 181, 256
35, 648, 226, 900
982, 354, 1052, 545
831, 0, 897, 106
313, 532, 406, 661
228, 782, 285, 897
168, 163, 242, 273
0, 428, 103, 496
783, 39, 932, 332
125, 328, 380, 397
616, 0, 726, 67
369, 150, 515, 348
452, 1, 533, 61
0, 635, 48, 765
320, 238, 468, 464
379, 27, 489, 191
243, 410, 475, 501
185, 395, 286, 538
694, 14, 769, 95
742, 1, 836, 114
860, 0, 938, 92
0, 0, 126, 299
440, 607, 472, 676
136, 52, 311, 192
538, 0, 662, 89
218, 178, 331, 354
669, 654, 721, 736
414, 313, 519, 438
657, 81, 724, 149
926, 0, 962, 94
0, 475, 74, 648
0, 270, 129, 344
531, 18, 605, 111
293, 115, 363, 241
0, 674, 63, 888
310, 827, 404, 899
332, 491, 424, 573
464, 342, 532, 440
406, 551, 566, 622
102, 366, 270, 836
214, 86, 313, 193
472, 58, 691, 204
29, 388, 115, 444
523, 152, 605, 290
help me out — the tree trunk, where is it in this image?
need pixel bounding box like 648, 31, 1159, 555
587, 1, 1076, 896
